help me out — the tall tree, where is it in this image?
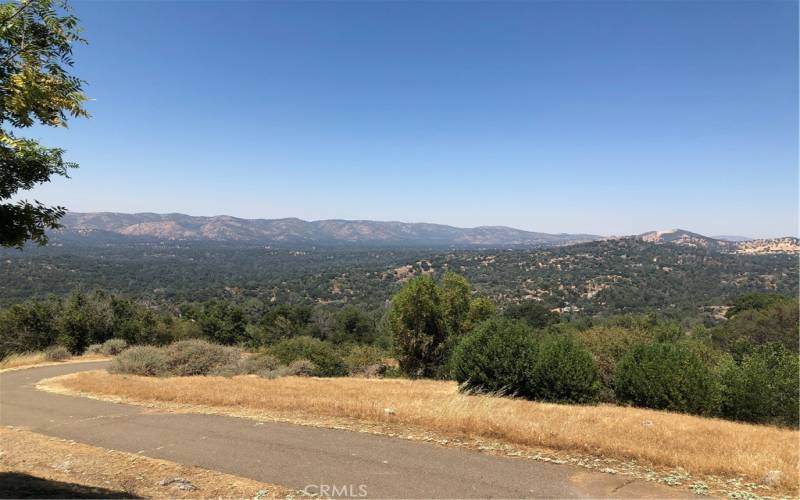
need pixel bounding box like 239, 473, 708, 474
0, 0, 88, 248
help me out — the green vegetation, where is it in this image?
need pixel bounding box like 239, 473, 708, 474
530, 335, 600, 404
110, 346, 168, 377
452, 319, 600, 403
0, 265, 796, 427
1, 0, 89, 248
2, 239, 796, 318
451, 318, 539, 396
268, 336, 348, 377
238, 352, 281, 375
388, 273, 491, 378
164, 339, 241, 376
44, 344, 70, 361
711, 294, 798, 358
614, 342, 721, 416
720, 344, 799, 427
99, 338, 128, 355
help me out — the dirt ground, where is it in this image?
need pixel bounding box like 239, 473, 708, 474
0, 426, 304, 499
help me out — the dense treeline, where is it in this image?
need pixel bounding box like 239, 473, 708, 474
1, 277, 797, 427
0, 290, 390, 358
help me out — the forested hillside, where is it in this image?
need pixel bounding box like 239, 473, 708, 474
2, 239, 796, 317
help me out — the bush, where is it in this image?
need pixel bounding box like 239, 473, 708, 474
530, 335, 601, 404
85, 343, 103, 355
451, 318, 539, 396
110, 346, 168, 376
269, 336, 347, 377
239, 352, 281, 375
720, 343, 799, 427
453, 320, 600, 403
341, 344, 386, 374
100, 338, 128, 355
577, 326, 650, 392
285, 359, 317, 376
44, 345, 71, 361
502, 301, 558, 329
614, 342, 721, 416
712, 297, 798, 357
165, 339, 241, 376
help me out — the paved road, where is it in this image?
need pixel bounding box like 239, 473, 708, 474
1, 362, 688, 498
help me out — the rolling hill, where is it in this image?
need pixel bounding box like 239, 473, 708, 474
55, 212, 601, 247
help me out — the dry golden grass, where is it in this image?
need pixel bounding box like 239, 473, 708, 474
0, 352, 107, 372
0, 352, 50, 370
59, 371, 799, 494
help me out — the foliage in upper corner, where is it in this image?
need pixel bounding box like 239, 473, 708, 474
0, 0, 88, 248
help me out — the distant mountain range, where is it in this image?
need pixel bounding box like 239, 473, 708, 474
55, 212, 600, 247
53, 213, 799, 254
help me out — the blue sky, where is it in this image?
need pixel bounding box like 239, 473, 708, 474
23, 0, 798, 237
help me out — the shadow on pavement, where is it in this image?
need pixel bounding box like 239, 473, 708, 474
0, 472, 140, 499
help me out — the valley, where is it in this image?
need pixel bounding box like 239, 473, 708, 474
4, 224, 797, 318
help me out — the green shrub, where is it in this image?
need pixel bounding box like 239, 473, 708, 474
530, 335, 601, 404
164, 339, 241, 376
712, 297, 798, 357
44, 345, 71, 361
341, 344, 386, 374
451, 318, 538, 396
285, 359, 317, 376
110, 346, 167, 376
100, 338, 128, 355
577, 325, 649, 390
720, 344, 799, 427
502, 301, 558, 329
614, 342, 721, 416
84, 343, 103, 355
269, 336, 347, 377
381, 365, 405, 379
239, 352, 281, 375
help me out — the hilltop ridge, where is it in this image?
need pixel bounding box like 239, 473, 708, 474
57, 212, 600, 247
51, 212, 799, 254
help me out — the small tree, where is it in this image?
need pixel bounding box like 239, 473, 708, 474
388, 275, 448, 377
389, 273, 494, 378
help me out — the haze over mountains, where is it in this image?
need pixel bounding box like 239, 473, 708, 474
54, 212, 799, 253
57, 212, 600, 247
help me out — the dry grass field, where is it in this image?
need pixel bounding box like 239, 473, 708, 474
55, 371, 799, 495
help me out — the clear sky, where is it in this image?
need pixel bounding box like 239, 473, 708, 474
23, 0, 799, 237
